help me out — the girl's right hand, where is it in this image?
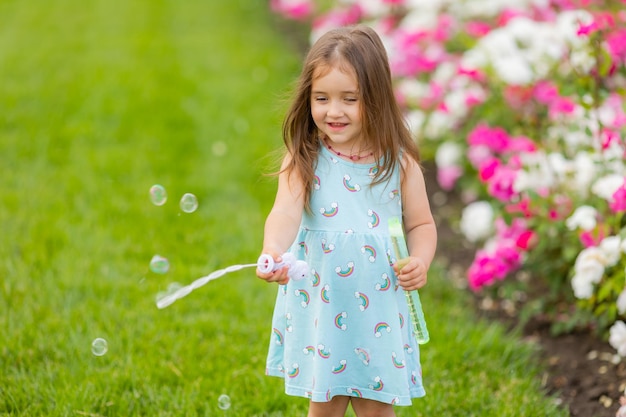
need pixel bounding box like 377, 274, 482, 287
256, 252, 290, 285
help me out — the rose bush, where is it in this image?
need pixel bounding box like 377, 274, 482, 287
270, 0, 626, 354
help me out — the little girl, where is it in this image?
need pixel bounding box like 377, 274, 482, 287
257, 25, 437, 417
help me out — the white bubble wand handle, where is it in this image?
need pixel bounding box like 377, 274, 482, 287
257, 253, 300, 275
156, 253, 308, 309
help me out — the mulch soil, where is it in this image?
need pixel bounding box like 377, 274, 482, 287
423, 161, 626, 417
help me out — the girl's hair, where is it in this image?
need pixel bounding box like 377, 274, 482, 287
282, 24, 420, 210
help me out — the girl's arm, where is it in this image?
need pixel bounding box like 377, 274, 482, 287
257, 153, 305, 284
396, 157, 438, 291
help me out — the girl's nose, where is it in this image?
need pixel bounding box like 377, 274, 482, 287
327, 101, 344, 117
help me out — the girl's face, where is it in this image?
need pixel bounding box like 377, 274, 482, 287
310, 64, 363, 150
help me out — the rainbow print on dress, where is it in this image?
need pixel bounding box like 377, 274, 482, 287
347, 387, 363, 398
317, 344, 331, 359
367, 209, 380, 228
369, 376, 384, 391
375, 273, 392, 291
360, 244, 377, 262
342, 174, 361, 192
294, 289, 310, 308
374, 322, 391, 337
272, 328, 283, 345
391, 352, 406, 369
320, 285, 330, 303
320, 202, 338, 217
287, 364, 300, 378
334, 312, 348, 330
354, 291, 369, 311
334, 261, 355, 277
332, 359, 347, 374
354, 347, 370, 365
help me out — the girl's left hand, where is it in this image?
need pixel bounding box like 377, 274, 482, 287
393, 257, 428, 291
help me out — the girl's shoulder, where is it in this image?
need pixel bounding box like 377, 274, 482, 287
398, 151, 425, 184
397, 149, 420, 170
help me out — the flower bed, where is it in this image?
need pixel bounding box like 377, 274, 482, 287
270, 0, 626, 355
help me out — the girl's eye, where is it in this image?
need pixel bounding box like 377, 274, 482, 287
314, 96, 327, 102
345, 97, 358, 103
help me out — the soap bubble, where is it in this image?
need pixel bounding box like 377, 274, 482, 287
150, 184, 167, 206
179, 193, 198, 213
217, 394, 231, 410
212, 141, 228, 157
233, 118, 249, 134
150, 255, 170, 274
91, 338, 108, 356
252, 66, 268, 83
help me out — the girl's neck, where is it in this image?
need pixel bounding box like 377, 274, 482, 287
322, 137, 374, 162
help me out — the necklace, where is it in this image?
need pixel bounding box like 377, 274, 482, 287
323, 138, 373, 161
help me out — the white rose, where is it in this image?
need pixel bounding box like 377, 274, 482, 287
592, 174, 624, 200
572, 152, 596, 195
547, 152, 570, 179
600, 236, 623, 267
617, 289, 626, 315
435, 141, 463, 168
423, 111, 454, 139
432, 61, 457, 84
493, 56, 534, 85
513, 170, 533, 193
575, 246, 610, 271
603, 142, 626, 163
571, 247, 606, 299
396, 79, 427, 104
460, 201, 494, 242
565, 205, 597, 231
460, 48, 486, 72
560, 129, 590, 149
609, 321, 626, 357
405, 110, 425, 139
556, 10, 594, 46
399, 7, 440, 31
444, 89, 470, 119
569, 49, 596, 73
571, 272, 596, 299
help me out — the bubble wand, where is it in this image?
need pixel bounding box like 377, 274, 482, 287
388, 217, 430, 345
156, 253, 308, 309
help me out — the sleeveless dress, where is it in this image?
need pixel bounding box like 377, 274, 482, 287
265, 145, 425, 406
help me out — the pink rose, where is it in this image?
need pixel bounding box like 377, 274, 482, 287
533, 81, 559, 105
610, 179, 626, 213
465, 21, 491, 37
505, 196, 534, 218
548, 97, 576, 118
478, 157, 500, 182
487, 165, 518, 202
606, 29, 626, 63
507, 135, 537, 153
468, 251, 510, 291
467, 124, 510, 154
270, 0, 313, 20
516, 230, 537, 250
437, 166, 463, 191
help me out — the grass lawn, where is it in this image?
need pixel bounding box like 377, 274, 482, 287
0, 1, 568, 416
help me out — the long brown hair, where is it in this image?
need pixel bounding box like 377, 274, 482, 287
282, 25, 420, 210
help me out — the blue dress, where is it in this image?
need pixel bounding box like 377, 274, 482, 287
265, 145, 425, 405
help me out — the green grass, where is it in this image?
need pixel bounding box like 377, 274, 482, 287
0, 1, 567, 416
